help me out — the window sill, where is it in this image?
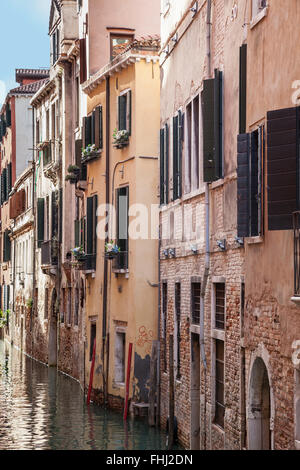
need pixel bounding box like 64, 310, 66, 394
211, 329, 225, 341
246, 236, 264, 245
291, 296, 300, 307
250, 7, 268, 29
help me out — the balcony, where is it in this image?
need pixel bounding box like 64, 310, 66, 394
112, 251, 128, 273
41, 240, 59, 267
77, 254, 96, 273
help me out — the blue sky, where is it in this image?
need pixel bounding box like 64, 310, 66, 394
0, 0, 51, 104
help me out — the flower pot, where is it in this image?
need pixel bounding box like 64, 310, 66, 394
105, 252, 118, 260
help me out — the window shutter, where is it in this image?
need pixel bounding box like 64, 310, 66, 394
127, 90, 132, 135
160, 128, 165, 205
91, 110, 96, 145
3, 231, 11, 262
7, 163, 12, 196
165, 123, 169, 204
74, 219, 80, 247
59, 188, 63, 243
84, 115, 92, 147
3, 168, 7, 201
6, 104, 11, 128
37, 198, 45, 247
202, 70, 223, 182
80, 38, 87, 84
173, 115, 179, 201
86, 196, 93, 255
178, 111, 183, 198
94, 106, 103, 149
267, 106, 299, 231
75, 138, 83, 167
237, 133, 250, 237
239, 44, 247, 134
93, 195, 98, 259
118, 95, 127, 131
51, 191, 59, 238
0, 173, 3, 205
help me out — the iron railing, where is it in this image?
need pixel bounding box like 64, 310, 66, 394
112, 251, 128, 271
78, 254, 96, 272
293, 211, 300, 295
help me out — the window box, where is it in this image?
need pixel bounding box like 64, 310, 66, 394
113, 130, 130, 149
81, 150, 101, 163
113, 141, 129, 150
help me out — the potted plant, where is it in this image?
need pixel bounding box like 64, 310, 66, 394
105, 241, 120, 260
65, 164, 80, 185
0, 309, 9, 328
113, 129, 129, 149
81, 144, 100, 162
72, 246, 87, 262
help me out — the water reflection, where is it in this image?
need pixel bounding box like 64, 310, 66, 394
0, 341, 171, 450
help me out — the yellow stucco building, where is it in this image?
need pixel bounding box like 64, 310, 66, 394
79, 37, 160, 409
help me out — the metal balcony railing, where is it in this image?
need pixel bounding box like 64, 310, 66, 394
112, 251, 128, 271
293, 211, 300, 296
41, 240, 58, 266
78, 254, 96, 272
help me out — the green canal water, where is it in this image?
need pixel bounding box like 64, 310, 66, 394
0, 340, 177, 450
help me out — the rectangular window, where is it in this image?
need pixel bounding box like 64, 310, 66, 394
80, 38, 87, 84
185, 102, 192, 193
160, 123, 169, 205
202, 69, 223, 183
111, 34, 134, 60
215, 339, 225, 428
3, 230, 11, 262
191, 282, 201, 325
116, 187, 129, 269
75, 77, 80, 128
173, 112, 183, 201
215, 283, 225, 330
175, 283, 181, 380
162, 282, 167, 372
237, 125, 265, 237
86, 195, 98, 270
90, 323, 96, 361
114, 331, 126, 384
37, 198, 45, 247
118, 91, 131, 134
44, 288, 49, 320
239, 44, 247, 134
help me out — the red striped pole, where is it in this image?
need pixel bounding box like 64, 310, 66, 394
123, 342, 133, 421
87, 338, 96, 406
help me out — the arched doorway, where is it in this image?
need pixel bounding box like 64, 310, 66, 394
248, 357, 271, 450
48, 288, 57, 367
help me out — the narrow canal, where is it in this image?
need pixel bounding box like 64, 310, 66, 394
0, 340, 172, 450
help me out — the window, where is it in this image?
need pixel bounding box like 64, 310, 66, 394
51, 28, 60, 65
191, 282, 201, 325
67, 287, 72, 325
75, 77, 80, 128
185, 95, 200, 193
110, 35, 134, 60
118, 91, 131, 134
86, 195, 98, 270
83, 106, 103, 152
252, 0, 267, 20
37, 198, 45, 247
239, 44, 247, 135
173, 112, 183, 201
114, 331, 126, 384
160, 123, 169, 205
237, 125, 264, 237
215, 283, 225, 330
215, 339, 225, 428
175, 283, 181, 379
44, 288, 49, 320
90, 323, 96, 361
3, 230, 11, 262
116, 187, 129, 269
74, 288, 79, 326
202, 69, 223, 182
162, 282, 167, 372
80, 38, 87, 84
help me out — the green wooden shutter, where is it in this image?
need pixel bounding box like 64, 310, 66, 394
202, 70, 223, 182
84, 116, 92, 147
267, 106, 299, 231
86, 197, 93, 255
239, 44, 247, 135
117, 187, 129, 269
160, 128, 165, 205
173, 116, 179, 201
37, 198, 45, 247
237, 133, 250, 238
74, 219, 80, 247
91, 110, 96, 145
118, 95, 127, 131
127, 90, 132, 135
93, 195, 98, 259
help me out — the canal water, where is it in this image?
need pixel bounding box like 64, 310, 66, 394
0, 340, 173, 451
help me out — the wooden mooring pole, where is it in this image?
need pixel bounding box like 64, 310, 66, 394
168, 335, 174, 450
148, 340, 159, 427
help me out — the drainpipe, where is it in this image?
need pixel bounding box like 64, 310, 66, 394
102, 76, 110, 406
31, 107, 36, 357
199, 0, 212, 451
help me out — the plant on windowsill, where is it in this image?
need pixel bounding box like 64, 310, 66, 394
113, 129, 129, 149
26, 298, 33, 311
81, 144, 101, 163
72, 246, 87, 263
65, 164, 81, 185
105, 241, 120, 260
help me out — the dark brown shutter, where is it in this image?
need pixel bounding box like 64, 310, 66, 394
80, 38, 87, 84
160, 128, 165, 205
267, 106, 299, 231
118, 95, 127, 131
94, 107, 103, 149
173, 115, 179, 201
165, 123, 169, 204
127, 90, 132, 135
51, 191, 59, 238
91, 110, 96, 145
239, 44, 247, 134
37, 198, 45, 247
237, 133, 250, 237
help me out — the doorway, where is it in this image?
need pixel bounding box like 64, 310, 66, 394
191, 333, 200, 450
248, 357, 271, 450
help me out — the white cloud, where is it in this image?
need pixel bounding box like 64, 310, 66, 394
33, 0, 51, 18
0, 81, 6, 106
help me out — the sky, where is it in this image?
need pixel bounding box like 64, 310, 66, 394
0, 0, 51, 104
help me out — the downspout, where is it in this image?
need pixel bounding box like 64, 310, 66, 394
200, 0, 212, 451
102, 75, 110, 406
31, 107, 36, 357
